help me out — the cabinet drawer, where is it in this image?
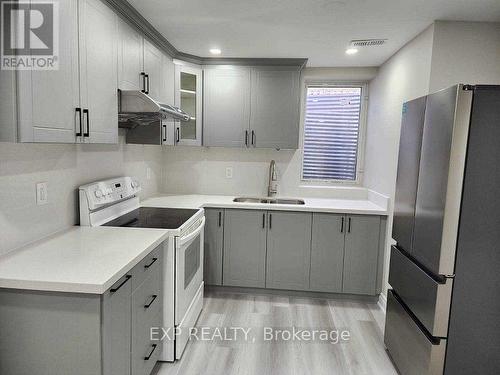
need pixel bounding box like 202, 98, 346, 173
389, 246, 452, 337
132, 264, 162, 335
385, 290, 446, 375
132, 309, 162, 375
130, 244, 162, 291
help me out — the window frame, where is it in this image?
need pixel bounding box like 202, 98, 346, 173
300, 81, 369, 185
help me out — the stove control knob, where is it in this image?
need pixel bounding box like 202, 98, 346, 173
94, 190, 103, 198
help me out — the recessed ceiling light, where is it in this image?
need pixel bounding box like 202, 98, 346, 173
345, 48, 358, 55
209, 48, 221, 55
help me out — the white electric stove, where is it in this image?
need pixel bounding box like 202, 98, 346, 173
79, 177, 205, 361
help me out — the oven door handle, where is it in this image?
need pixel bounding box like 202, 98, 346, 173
178, 216, 205, 247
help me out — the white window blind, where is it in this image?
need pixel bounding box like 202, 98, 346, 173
302, 86, 362, 181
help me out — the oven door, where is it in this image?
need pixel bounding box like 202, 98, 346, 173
175, 216, 205, 325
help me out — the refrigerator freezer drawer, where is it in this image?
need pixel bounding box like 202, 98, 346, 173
389, 246, 452, 337
385, 290, 447, 375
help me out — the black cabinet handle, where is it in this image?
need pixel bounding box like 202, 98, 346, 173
144, 257, 158, 269
162, 124, 167, 143
144, 295, 158, 309
176, 127, 180, 143
251, 130, 256, 146
340, 217, 344, 233
218, 211, 222, 227
141, 72, 146, 93
83, 109, 90, 137
262, 213, 265, 228
145, 74, 150, 94
244, 130, 248, 146
269, 213, 272, 229
348, 217, 352, 233
144, 344, 158, 360
75, 108, 82, 136
110, 275, 131, 293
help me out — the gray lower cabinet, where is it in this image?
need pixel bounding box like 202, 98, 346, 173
342, 215, 381, 295
266, 211, 312, 290
220, 209, 383, 295
0, 244, 163, 375
310, 213, 346, 293
204, 208, 224, 285
223, 209, 267, 288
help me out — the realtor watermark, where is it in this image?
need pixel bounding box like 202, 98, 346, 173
151, 326, 351, 345
1, 0, 59, 70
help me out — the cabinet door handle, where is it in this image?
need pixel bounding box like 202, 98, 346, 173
162, 124, 167, 143
176, 127, 180, 143
144, 344, 158, 360
251, 130, 256, 146
145, 74, 150, 94
75, 108, 82, 136
110, 275, 131, 293
83, 109, 90, 137
340, 217, 344, 233
269, 213, 272, 229
144, 257, 158, 269
218, 211, 222, 227
348, 217, 352, 233
245, 130, 248, 146
144, 295, 158, 309
262, 213, 266, 228
141, 72, 146, 93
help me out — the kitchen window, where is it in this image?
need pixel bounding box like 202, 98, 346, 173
302, 84, 366, 182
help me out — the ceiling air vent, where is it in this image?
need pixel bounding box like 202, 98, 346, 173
350, 39, 387, 47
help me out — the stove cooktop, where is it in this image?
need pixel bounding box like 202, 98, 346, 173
102, 207, 199, 229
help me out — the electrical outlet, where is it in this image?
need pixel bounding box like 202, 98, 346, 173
146, 167, 152, 180
36, 182, 48, 205
225, 167, 233, 179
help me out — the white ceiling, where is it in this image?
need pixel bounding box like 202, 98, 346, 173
129, 0, 500, 67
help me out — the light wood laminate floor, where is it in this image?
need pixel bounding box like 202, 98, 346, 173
154, 289, 398, 375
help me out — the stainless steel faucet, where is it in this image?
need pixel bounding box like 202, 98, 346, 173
268, 160, 278, 197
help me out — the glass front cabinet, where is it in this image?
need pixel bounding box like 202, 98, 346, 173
174, 64, 203, 146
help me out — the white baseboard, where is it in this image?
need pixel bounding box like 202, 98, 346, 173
377, 292, 387, 312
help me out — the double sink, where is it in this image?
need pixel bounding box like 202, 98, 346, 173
233, 197, 305, 205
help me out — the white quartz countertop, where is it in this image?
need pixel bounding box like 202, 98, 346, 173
141, 194, 389, 215
0, 226, 169, 294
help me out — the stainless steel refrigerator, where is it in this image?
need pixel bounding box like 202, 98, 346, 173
385, 84, 500, 375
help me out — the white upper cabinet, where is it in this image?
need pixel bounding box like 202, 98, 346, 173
11, 0, 118, 144
16, 0, 80, 143
174, 64, 203, 146
203, 67, 251, 147
250, 67, 300, 149
143, 40, 163, 101
117, 20, 144, 91
78, 0, 118, 144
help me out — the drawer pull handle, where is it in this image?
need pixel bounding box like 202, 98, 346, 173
144, 257, 158, 269
110, 275, 131, 293
144, 344, 158, 361
144, 295, 158, 309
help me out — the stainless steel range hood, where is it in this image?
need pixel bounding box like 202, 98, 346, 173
118, 90, 190, 128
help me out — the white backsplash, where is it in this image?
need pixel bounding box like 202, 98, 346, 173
0, 131, 163, 256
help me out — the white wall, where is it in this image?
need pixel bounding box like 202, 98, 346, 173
364, 21, 500, 298
162, 67, 378, 199
430, 21, 500, 92
364, 25, 435, 296
0, 131, 163, 255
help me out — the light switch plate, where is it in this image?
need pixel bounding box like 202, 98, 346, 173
36, 182, 48, 205
225, 167, 233, 179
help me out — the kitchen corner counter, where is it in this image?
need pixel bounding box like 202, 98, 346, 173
141, 194, 389, 216
0, 226, 169, 294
